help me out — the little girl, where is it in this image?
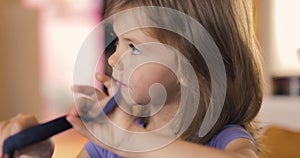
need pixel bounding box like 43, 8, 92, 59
67, 0, 263, 158
0, 0, 263, 158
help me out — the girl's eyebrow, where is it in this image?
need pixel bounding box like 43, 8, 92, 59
122, 36, 142, 44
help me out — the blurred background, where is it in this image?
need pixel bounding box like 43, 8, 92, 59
0, 0, 299, 157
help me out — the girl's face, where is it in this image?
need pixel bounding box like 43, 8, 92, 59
109, 24, 180, 106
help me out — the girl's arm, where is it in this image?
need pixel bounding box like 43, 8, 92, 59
133, 136, 257, 158
74, 131, 257, 158
76, 148, 89, 158
70, 106, 257, 158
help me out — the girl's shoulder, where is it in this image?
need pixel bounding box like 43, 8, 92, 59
206, 124, 255, 150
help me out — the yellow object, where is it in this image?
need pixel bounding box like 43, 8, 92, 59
260, 126, 300, 158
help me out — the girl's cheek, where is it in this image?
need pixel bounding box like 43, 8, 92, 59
128, 74, 168, 105
125, 63, 177, 105
128, 74, 152, 105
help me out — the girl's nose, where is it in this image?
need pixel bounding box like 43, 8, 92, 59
108, 53, 123, 70
108, 52, 118, 67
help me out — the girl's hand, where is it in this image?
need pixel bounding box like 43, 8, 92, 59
0, 114, 54, 158
67, 73, 144, 156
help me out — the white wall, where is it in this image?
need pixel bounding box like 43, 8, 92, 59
258, 96, 300, 131
256, 0, 300, 132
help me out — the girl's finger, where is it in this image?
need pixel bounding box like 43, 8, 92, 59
68, 104, 79, 117
10, 114, 38, 133
72, 85, 97, 96
96, 72, 111, 83
66, 115, 89, 137
74, 97, 106, 119
72, 85, 107, 101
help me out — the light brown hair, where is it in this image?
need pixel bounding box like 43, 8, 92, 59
103, 0, 263, 147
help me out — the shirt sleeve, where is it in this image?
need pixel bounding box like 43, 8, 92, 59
206, 124, 256, 150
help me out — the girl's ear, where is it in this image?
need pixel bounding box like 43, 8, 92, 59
178, 76, 188, 87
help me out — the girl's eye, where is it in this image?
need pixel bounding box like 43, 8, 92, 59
129, 44, 141, 55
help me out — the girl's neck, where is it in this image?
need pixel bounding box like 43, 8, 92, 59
146, 93, 181, 131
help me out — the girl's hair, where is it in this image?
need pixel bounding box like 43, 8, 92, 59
103, 0, 263, 147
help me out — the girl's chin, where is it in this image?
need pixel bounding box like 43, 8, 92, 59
131, 95, 151, 105
127, 90, 150, 104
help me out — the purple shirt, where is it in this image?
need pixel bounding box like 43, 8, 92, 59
205, 124, 255, 149
85, 124, 255, 158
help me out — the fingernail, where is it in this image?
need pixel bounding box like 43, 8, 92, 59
66, 116, 73, 123
95, 72, 102, 80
